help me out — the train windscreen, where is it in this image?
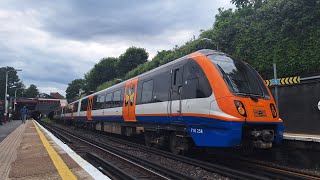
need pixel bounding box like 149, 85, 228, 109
208, 54, 270, 99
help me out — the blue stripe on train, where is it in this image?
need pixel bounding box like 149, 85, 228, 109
71, 115, 283, 147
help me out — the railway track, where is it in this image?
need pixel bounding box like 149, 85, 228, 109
85, 126, 320, 180
40, 121, 320, 180
202, 154, 320, 180
38, 121, 191, 180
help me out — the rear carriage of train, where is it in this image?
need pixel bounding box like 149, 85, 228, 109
63, 49, 283, 153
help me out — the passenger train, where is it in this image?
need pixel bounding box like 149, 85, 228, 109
55, 49, 283, 154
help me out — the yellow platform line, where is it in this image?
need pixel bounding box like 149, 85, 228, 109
33, 120, 77, 180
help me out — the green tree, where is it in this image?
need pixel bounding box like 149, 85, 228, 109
24, 84, 39, 98
200, 0, 320, 79
68, 0, 320, 93
0, 67, 24, 100
117, 47, 149, 76
66, 79, 86, 102
85, 57, 118, 91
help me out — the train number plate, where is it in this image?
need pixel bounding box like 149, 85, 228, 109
253, 109, 267, 117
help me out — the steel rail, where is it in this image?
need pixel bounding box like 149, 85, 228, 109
70, 124, 320, 180
40, 122, 193, 180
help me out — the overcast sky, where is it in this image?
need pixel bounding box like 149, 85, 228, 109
0, 0, 234, 96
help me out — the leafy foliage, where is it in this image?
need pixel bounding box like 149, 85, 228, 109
200, 0, 320, 79
65, 79, 86, 102
67, 46, 148, 100
0, 67, 24, 100
24, 84, 39, 98
117, 47, 149, 76
85, 57, 118, 91
67, 0, 320, 98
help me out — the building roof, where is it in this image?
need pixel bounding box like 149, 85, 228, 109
50, 92, 65, 99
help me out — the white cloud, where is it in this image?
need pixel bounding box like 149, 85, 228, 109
0, 0, 234, 96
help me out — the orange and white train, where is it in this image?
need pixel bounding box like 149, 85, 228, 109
56, 49, 283, 154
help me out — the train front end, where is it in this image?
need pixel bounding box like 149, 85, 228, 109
192, 51, 283, 149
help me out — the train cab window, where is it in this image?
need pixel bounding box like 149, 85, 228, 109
113, 90, 121, 107
141, 80, 153, 104
80, 99, 88, 111
208, 55, 268, 99
105, 93, 113, 108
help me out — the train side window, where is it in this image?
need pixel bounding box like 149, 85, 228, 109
73, 102, 78, 112
113, 90, 121, 107
197, 76, 211, 98
182, 60, 211, 99
80, 99, 88, 111
66, 105, 71, 113
105, 93, 113, 108
153, 72, 170, 102
141, 80, 153, 104
92, 96, 98, 110
173, 68, 182, 86
119, 87, 124, 106
93, 94, 105, 109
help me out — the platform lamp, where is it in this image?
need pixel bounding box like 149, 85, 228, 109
4, 69, 22, 123
11, 86, 23, 112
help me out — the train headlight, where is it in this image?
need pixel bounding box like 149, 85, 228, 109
234, 100, 247, 117
270, 103, 277, 118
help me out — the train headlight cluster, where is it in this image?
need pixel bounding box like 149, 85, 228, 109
234, 100, 247, 117
270, 103, 277, 118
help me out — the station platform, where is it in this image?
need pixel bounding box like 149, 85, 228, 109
0, 120, 22, 143
0, 120, 108, 180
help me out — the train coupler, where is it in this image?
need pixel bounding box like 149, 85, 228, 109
251, 130, 274, 148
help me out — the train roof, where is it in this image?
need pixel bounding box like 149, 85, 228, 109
74, 49, 221, 103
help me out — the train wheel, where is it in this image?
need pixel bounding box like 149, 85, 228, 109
170, 135, 181, 154
170, 134, 189, 155
144, 131, 155, 147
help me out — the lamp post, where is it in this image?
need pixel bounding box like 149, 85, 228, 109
4, 69, 22, 123
13, 87, 23, 112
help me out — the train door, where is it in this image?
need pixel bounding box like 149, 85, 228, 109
169, 64, 184, 123
123, 78, 138, 122
86, 96, 93, 120
70, 104, 74, 120
62, 107, 65, 120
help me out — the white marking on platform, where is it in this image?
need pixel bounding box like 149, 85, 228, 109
284, 133, 320, 143
35, 121, 109, 180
